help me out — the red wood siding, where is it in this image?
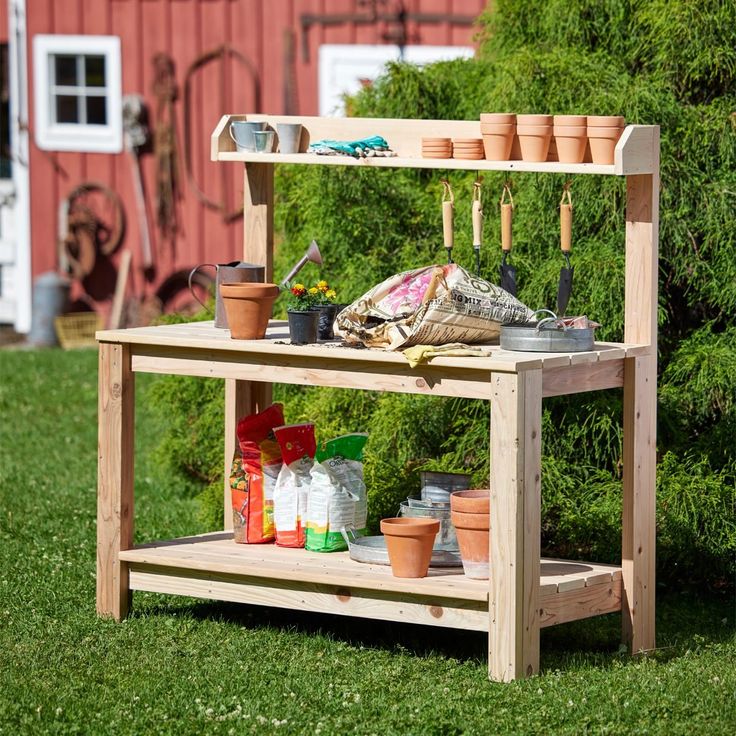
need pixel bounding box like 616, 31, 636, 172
24, 0, 486, 320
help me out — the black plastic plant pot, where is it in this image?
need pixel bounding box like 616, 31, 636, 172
287, 309, 320, 344
312, 304, 339, 340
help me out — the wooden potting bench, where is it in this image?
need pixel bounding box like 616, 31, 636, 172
96, 115, 659, 682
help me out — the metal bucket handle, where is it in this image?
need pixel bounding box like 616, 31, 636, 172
187, 264, 217, 315
340, 524, 361, 548
533, 308, 567, 332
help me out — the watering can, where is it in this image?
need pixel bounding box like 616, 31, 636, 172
188, 261, 265, 328
188, 240, 323, 329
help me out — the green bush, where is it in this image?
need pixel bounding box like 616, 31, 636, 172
145, 0, 736, 587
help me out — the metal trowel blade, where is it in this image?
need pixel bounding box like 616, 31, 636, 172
500, 265, 517, 296
556, 266, 574, 316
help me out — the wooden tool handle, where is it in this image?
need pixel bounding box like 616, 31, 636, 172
472, 199, 483, 247
560, 202, 572, 253
501, 202, 513, 253
443, 200, 454, 249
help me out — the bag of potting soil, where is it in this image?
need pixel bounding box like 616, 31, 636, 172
272, 423, 316, 548
334, 263, 535, 350
230, 403, 284, 544
305, 433, 368, 552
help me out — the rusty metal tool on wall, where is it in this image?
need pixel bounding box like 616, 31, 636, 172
557, 181, 574, 316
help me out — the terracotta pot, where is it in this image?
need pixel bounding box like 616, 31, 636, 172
483, 133, 515, 160
518, 131, 552, 162
450, 490, 490, 514
381, 517, 440, 578
220, 282, 279, 339
553, 115, 586, 126
587, 115, 625, 127
480, 113, 515, 124
588, 126, 624, 164
450, 510, 489, 580
554, 128, 588, 164
517, 114, 553, 126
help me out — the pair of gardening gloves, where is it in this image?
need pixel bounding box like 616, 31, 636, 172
308, 135, 392, 157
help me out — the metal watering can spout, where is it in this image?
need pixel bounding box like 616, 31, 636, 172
280, 240, 322, 287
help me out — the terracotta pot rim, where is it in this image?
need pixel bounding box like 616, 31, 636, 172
421, 137, 451, 143
554, 125, 587, 135
587, 126, 624, 137
587, 115, 625, 126
220, 283, 280, 298
381, 517, 440, 537
517, 114, 553, 124
480, 113, 515, 122
553, 115, 587, 125
451, 490, 490, 513
517, 125, 553, 135
480, 123, 516, 132
451, 510, 490, 530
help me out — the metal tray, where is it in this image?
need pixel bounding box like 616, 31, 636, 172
341, 526, 462, 567
500, 310, 595, 353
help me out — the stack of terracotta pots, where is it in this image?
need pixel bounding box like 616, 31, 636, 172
516, 114, 553, 162
452, 138, 484, 160
450, 490, 490, 580
480, 113, 515, 160
421, 137, 452, 159
587, 116, 625, 164
553, 115, 588, 163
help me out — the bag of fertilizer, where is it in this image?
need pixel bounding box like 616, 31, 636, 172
305, 433, 368, 553
230, 403, 284, 544
272, 423, 316, 548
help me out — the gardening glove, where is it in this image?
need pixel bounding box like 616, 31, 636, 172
402, 343, 494, 368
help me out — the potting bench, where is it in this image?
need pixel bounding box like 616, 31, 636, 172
96, 115, 658, 682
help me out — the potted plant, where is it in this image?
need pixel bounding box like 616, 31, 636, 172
285, 282, 320, 344
311, 280, 340, 340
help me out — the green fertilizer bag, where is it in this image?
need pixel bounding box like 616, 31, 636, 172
305, 433, 368, 552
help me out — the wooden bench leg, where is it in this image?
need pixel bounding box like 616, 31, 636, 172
622, 354, 656, 653
97, 342, 134, 620
489, 369, 542, 681
223, 379, 272, 531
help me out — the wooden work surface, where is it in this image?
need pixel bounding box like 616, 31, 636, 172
97, 320, 649, 375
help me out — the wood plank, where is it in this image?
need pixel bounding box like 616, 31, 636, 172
128, 568, 489, 631
489, 369, 542, 681
96, 342, 134, 620
243, 162, 274, 280
540, 579, 622, 628
542, 360, 624, 398
614, 126, 657, 176
622, 355, 657, 653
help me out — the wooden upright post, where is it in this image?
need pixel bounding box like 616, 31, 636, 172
223, 162, 275, 529
622, 127, 659, 654
97, 342, 134, 620
489, 368, 543, 681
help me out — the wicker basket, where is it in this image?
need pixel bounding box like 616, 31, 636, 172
54, 312, 102, 349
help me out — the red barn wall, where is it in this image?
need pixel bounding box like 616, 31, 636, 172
23, 0, 485, 320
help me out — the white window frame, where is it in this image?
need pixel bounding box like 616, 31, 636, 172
33, 34, 122, 153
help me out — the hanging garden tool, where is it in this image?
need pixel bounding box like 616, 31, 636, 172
557, 182, 575, 316
472, 179, 483, 276
499, 182, 517, 295
441, 179, 454, 263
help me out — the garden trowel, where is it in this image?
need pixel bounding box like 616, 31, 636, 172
472, 180, 483, 276
556, 184, 574, 316
441, 180, 454, 263
499, 183, 516, 295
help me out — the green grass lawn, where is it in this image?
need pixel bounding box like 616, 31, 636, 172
0, 349, 734, 735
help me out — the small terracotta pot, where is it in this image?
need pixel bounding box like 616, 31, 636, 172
517, 114, 553, 126
518, 132, 552, 162
480, 113, 515, 124
381, 517, 440, 578
554, 115, 586, 126
588, 126, 624, 164
554, 129, 588, 164
483, 133, 514, 160
587, 115, 624, 127
220, 283, 279, 339
450, 490, 490, 514
450, 510, 489, 580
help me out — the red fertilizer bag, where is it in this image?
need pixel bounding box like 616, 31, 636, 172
273, 423, 317, 548
230, 403, 285, 544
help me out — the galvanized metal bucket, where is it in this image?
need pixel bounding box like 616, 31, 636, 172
419, 471, 472, 504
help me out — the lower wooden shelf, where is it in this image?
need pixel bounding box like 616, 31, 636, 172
120, 533, 622, 632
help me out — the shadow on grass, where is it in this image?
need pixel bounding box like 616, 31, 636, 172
130, 589, 734, 673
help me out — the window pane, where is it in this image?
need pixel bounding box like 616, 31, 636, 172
86, 95, 107, 125
85, 55, 106, 87
55, 95, 79, 123
54, 55, 78, 86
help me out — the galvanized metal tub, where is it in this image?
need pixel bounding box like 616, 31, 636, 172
500, 313, 595, 353
341, 526, 462, 567
399, 499, 458, 552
